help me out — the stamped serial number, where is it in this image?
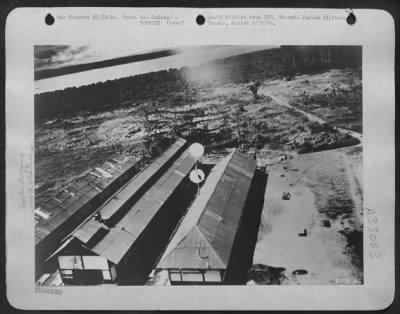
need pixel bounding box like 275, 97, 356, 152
366, 208, 381, 259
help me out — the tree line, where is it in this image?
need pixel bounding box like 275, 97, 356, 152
35, 46, 362, 122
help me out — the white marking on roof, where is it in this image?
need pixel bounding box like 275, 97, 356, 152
96, 167, 113, 179
35, 208, 50, 220
204, 209, 223, 222
90, 171, 102, 178
112, 157, 122, 164
105, 162, 116, 169
174, 170, 186, 177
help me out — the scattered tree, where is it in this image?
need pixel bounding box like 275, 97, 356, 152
247, 81, 262, 100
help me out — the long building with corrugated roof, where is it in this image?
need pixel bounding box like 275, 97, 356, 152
155, 150, 257, 285
54, 139, 201, 285
35, 153, 141, 279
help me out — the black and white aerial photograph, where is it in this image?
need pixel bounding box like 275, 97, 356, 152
34, 45, 363, 287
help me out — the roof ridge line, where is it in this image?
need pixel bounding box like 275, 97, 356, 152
194, 226, 226, 268
197, 149, 236, 219
157, 151, 237, 268
167, 150, 236, 248
197, 150, 238, 240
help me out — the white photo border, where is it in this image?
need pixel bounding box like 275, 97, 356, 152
5, 7, 395, 310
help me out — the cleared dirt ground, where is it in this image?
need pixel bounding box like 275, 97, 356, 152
261, 68, 362, 132
35, 69, 360, 206
251, 146, 363, 285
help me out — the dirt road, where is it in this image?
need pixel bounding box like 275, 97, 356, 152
259, 89, 363, 143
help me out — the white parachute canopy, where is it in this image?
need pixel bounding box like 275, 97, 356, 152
190, 169, 205, 184
188, 143, 204, 160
